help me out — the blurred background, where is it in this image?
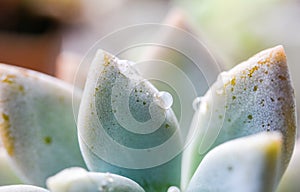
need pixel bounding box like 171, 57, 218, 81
0, 0, 299, 128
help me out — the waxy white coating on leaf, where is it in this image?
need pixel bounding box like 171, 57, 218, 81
78, 50, 182, 192
186, 132, 282, 192
0, 185, 49, 192
46, 167, 145, 192
0, 64, 86, 186
182, 46, 296, 189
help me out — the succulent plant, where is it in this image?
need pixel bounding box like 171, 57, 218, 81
0, 148, 21, 185
0, 45, 297, 192
0, 64, 86, 186
186, 132, 283, 192
0, 185, 49, 192
77, 49, 182, 191
181, 45, 296, 189
46, 167, 145, 192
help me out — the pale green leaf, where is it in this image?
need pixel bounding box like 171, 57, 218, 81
46, 167, 145, 192
0, 64, 86, 186
181, 46, 296, 189
186, 132, 282, 192
78, 50, 182, 192
0, 185, 49, 192
0, 148, 21, 186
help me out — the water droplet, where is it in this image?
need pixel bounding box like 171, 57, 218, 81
193, 97, 203, 111
154, 91, 173, 109
167, 186, 181, 192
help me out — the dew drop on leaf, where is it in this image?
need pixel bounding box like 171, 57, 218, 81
154, 91, 173, 109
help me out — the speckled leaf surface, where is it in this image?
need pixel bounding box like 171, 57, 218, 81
0, 64, 86, 186
78, 50, 182, 192
0, 185, 49, 192
181, 46, 296, 189
46, 167, 145, 192
186, 132, 282, 192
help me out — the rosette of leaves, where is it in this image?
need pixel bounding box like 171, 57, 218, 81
0, 45, 297, 192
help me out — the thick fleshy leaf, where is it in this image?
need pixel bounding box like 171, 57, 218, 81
0, 185, 49, 192
0, 64, 86, 186
181, 46, 296, 189
186, 132, 282, 192
276, 141, 300, 192
0, 148, 21, 186
78, 50, 182, 191
46, 167, 145, 192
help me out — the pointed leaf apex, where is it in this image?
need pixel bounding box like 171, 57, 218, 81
272, 45, 286, 64
253, 45, 286, 66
